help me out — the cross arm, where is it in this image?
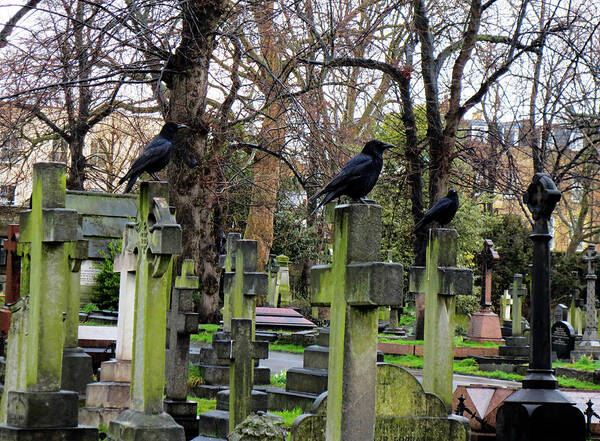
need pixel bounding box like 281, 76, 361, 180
345, 262, 404, 306
310, 264, 332, 306
222, 271, 268, 296
409, 266, 473, 296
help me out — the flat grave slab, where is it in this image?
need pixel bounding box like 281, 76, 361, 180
255, 307, 316, 331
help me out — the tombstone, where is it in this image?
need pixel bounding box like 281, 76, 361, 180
553, 304, 568, 324
467, 239, 503, 343
409, 229, 473, 409
500, 289, 513, 337
307, 202, 403, 440
79, 233, 136, 427
551, 320, 575, 360
290, 363, 470, 441
0, 162, 97, 440
108, 181, 185, 441
164, 259, 200, 439
0, 225, 19, 338
498, 274, 530, 360
568, 272, 581, 331
497, 173, 585, 441
265, 254, 279, 307
193, 234, 269, 398
572, 245, 600, 360
275, 255, 291, 307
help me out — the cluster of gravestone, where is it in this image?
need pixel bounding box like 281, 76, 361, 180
0, 164, 591, 441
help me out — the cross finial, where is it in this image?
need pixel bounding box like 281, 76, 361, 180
523, 173, 561, 233
583, 245, 598, 274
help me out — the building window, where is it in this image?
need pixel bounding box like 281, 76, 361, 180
0, 134, 23, 164
0, 184, 16, 206
89, 139, 107, 167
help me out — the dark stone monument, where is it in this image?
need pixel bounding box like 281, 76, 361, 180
496, 173, 585, 441
572, 245, 600, 360
551, 321, 575, 360
164, 259, 200, 439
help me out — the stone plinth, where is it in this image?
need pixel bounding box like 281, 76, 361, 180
467, 311, 504, 343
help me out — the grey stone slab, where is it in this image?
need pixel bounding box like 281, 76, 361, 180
108, 409, 185, 441
61, 347, 94, 398
266, 387, 319, 412
200, 365, 270, 386
6, 390, 79, 428
285, 367, 328, 395
197, 410, 230, 439
0, 425, 98, 441
85, 382, 130, 408
303, 346, 329, 370
65, 191, 137, 218
78, 407, 123, 429
316, 329, 330, 347
216, 390, 267, 412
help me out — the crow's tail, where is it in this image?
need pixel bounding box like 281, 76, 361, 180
123, 174, 138, 194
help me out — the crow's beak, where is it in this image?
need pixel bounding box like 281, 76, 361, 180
177, 123, 189, 129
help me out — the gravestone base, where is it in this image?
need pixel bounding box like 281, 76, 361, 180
163, 400, 199, 441
197, 410, 282, 440
501, 320, 513, 338
571, 340, 600, 360
200, 365, 270, 385
0, 425, 98, 441
108, 409, 185, 441
265, 387, 321, 412
100, 359, 132, 382
61, 346, 94, 399
499, 336, 529, 358
466, 311, 504, 343
497, 399, 585, 441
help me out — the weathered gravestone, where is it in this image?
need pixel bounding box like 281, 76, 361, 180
500, 289, 513, 337
308, 203, 403, 440
164, 259, 200, 439
498, 274, 529, 361
496, 173, 585, 441
289, 363, 470, 441
0, 162, 97, 440
274, 255, 291, 307
553, 304, 568, 324
265, 255, 279, 307
467, 239, 503, 343
193, 234, 269, 398
79, 232, 136, 428
572, 245, 600, 360
551, 321, 575, 360
0, 225, 19, 339
108, 181, 185, 441
409, 229, 473, 409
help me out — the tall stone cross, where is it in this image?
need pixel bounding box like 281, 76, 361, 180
0, 163, 97, 439
220, 232, 267, 333
114, 237, 137, 363
409, 229, 473, 409
0, 225, 19, 337
501, 290, 512, 323
213, 318, 268, 433
510, 274, 527, 337
477, 239, 499, 310
310, 203, 403, 441
165, 259, 200, 438
109, 181, 184, 441
581, 245, 599, 345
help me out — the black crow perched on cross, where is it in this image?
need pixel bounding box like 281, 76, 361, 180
119, 122, 188, 193
309, 140, 395, 212
413, 189, 459, 232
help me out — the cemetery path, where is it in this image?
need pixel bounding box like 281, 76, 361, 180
263, 350, 303, 374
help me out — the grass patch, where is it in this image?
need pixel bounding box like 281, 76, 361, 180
270, 343, 305, 354
271, 370, 287, 387
271, 407, 303, 427
190, 324, 220, 343
188, 364, 204, 388
554, 355, 600, 372
187, 397, 216, 415
557, 376, 600, 390
79, 321, 117, 327
383, 354, 424, 368
378, 336, 499, 348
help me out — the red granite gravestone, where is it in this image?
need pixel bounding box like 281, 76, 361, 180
0, 224, 19, 338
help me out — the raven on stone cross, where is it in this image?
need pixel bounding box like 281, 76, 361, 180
414, 189, 459, 232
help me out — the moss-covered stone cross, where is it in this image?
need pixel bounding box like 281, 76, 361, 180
213, 318, 268, 433
310, 203, 403, 441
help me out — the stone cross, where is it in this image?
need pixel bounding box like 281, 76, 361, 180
114, 237, 137, 362
220, 233, 267, 333
265, 254, 279, 306
501, 290, 512, 323
109, 181, 184, 441
213, 318, 268, 433
498, 173, 585, 441
582, 246, 598, 339
310, 203, 403, 440
510, 274, 527, 337
164, 259, 200, 438
0, 225, 19, 337
0, 163, 97, 439
409, 229, 473, 409
477, 239, 499, 310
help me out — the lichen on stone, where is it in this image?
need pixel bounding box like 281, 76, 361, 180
228, 412, 287, 441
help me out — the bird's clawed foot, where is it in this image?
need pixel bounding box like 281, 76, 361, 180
150, 173, 160, 180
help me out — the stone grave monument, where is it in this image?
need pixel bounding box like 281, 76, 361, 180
193, 233, 269, 398
572, 245, 600, 360
496, 173, 585, 441
410, 228, 473, 409
164, 259, 200, 439
108, 181, 185, 441
290, 363, 470, 441
305, 202, 404, 440
265, 254, 279, 307
551, 320, 576, 360
275, 255, 291, 307
79, 233, 137, 427
497, 274, 529, 362
0, 225, 19, 339
500, 289, 513, 337
0, 162, 97, 440
467, 239, 503, 343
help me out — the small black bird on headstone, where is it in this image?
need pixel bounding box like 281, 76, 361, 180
413, 189, 459, 232
118, 122, 188, 193
309, 140, 394, 212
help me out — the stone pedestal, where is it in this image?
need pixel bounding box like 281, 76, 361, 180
61, 347, 93, 399
467, 311, 504, 343
572, 245, 600, 360
109, 409, 184, 441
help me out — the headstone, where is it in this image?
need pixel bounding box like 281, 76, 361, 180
164, 259, 200, 438
553, 304, 568, 324
289, 363, 470, 441
0, 162, 97, 440
265, 254, 279, 307
309, 203, 403, 440
497, 173, 585, 441
108, 181, 185, 441
498, 274, 530, 360
572, 245, 600, 360
409, 229, 473, 409
79, 234, 136, 427
275, 255, 291, 307
500, 289, 513, 337
551, 320, 575, 360
0, 225, 19, 338
467, 239, 503, 343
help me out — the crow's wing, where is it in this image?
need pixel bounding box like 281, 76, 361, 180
414, 196, 453, 231
311, 153, 374, 200
118, 142, 171, 186
143, 134, 170, 152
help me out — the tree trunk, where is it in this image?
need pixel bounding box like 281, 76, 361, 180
67, 134, 87, 190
